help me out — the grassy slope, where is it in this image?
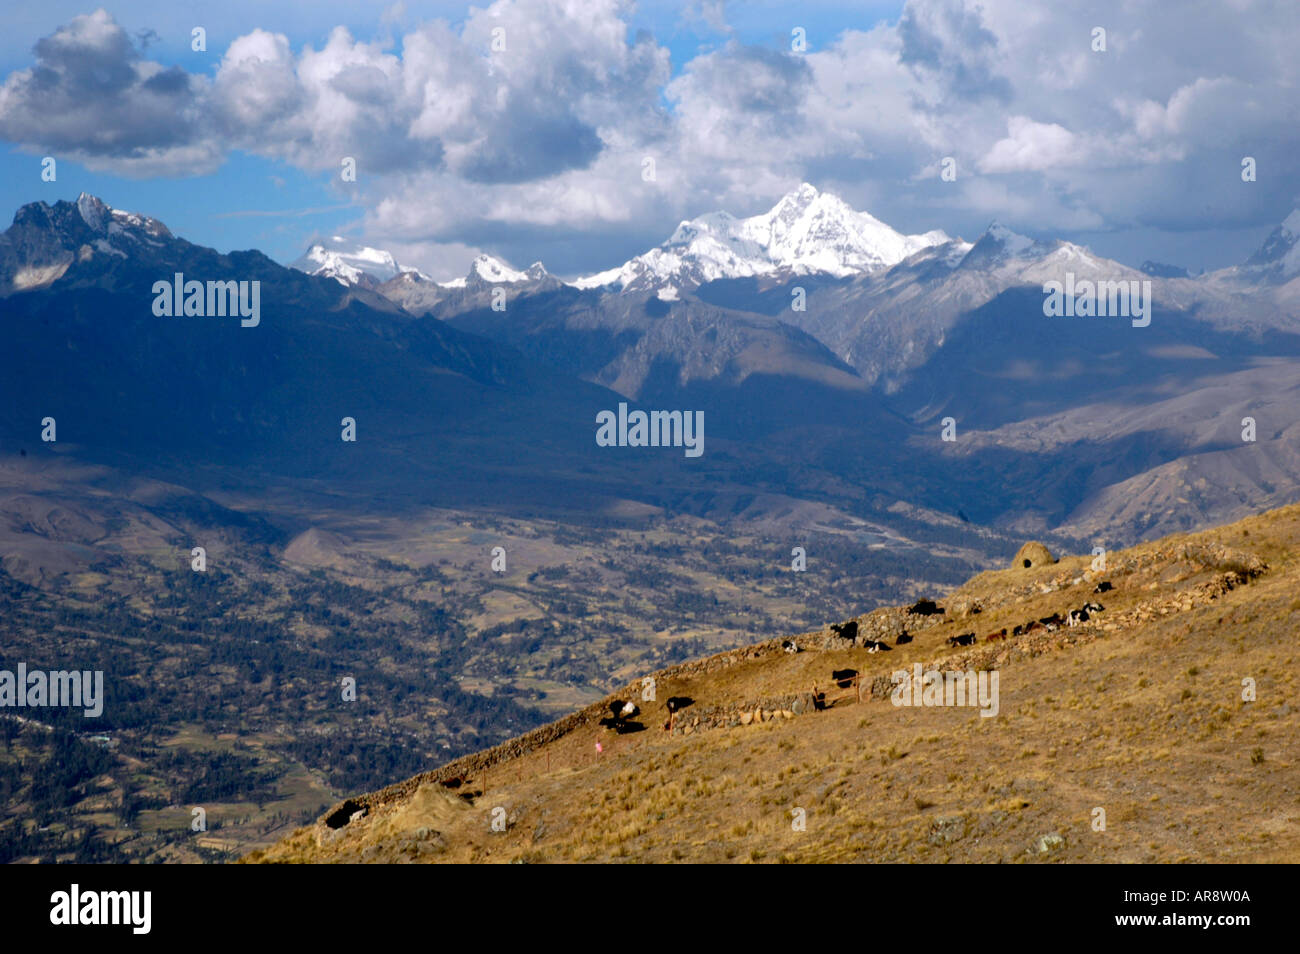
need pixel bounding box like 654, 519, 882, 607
248, 503, 1300, 863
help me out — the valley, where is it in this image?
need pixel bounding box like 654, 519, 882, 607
1, 186, 1298, 865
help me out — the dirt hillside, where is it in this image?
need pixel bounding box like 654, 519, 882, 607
248, 503, 1300, 863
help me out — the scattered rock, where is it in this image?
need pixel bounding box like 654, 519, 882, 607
929, 816, 967, 845
1035, 832, 1066, 854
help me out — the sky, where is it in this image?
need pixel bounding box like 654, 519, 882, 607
0, 0, 1296, 281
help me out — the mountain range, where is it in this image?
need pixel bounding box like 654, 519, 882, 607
295, 183, 1299, 303
281, 184, 1300, 544
4, 186, 1300, 552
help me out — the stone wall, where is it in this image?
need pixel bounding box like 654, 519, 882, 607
669, 692, 820, 736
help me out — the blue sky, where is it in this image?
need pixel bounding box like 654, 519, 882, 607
0, 1, 1295, 279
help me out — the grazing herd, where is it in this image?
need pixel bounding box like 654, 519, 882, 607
608, 578, 1117, 733
860, 582, 1112, 656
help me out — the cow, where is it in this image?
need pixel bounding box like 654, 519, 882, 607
664, 696, 693, 731
832, 668, 858, 689
864, 640, 892, 653
895, 630, 913, 645
1084, 601, 1104, 614
946, 632, 977, 647
830, 621, 859, 641
1012, 623, 1026, 637
782, 639, 800, 654
1067, 607, 1089, 627
1094, 581, 1113, 593
985, 628, 1008, 642
601, 700, 644, 733
906, 599, 944, 616
1039, 613, 1064, 631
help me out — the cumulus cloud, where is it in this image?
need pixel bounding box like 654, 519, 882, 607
980, 117, 1080, 174
0, 9, 216, 175
1, 0, 1297, 267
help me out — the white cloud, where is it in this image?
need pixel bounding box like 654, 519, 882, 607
980, 117, 1080, 174
2, 0, 1297, 264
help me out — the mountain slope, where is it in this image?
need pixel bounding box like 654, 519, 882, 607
250, 502, 1300, 864
0, 194, 681, 509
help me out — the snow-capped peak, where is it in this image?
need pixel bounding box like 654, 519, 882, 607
574, 183, 950, 293
76, 192, 107, 231
469, 254, 527, 283
290, 237, 412, 286
440, 254, 549, 289
954, 221, 1059, 271
1244, 208, 1300, 278
984, 222, 1037, 256
38, 192, 171, 242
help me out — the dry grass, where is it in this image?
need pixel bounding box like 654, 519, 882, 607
248, 503, 1300, 864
